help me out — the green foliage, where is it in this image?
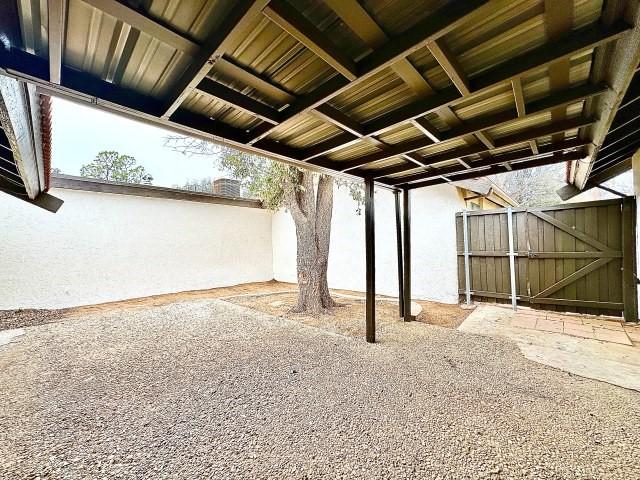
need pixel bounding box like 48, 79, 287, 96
215, 147, 298, 209
80, 151, 153, 184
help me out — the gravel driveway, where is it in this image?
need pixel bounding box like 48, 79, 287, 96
1, 299, 638, 479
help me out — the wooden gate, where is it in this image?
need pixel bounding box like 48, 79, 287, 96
455, 198, 637, 320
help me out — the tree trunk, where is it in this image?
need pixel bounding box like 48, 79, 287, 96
286, 172, 336, 313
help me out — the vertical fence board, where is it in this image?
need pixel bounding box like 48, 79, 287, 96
456, 199, 629, 316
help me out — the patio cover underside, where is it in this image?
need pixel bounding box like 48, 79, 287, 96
1, 0, 639, 192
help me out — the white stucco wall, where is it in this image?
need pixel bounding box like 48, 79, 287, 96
0, 189, 273, 309
272, 184, 462, 303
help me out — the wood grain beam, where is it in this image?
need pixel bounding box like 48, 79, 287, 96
427, 39, 470, 95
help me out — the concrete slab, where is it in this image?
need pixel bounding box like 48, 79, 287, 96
459, 305, 640, 391
0, 328, 25, 348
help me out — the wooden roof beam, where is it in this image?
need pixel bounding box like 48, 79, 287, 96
0, 48, 329, 169
162, 0, 270, 119
47, 0, 67, 84
405, 151, 584, 190
263, 0, 357, 80
511, 78, 539, 154
385, 139, 588, 185
82, 0, 199, 55
195, 78, 282, 124
247, 0, 490, 144
214, 57, 296, 106
427, 39, 470, 95
309, 83, 606, 171
302, 20, 627, 161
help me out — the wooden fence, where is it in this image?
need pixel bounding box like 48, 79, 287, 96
455, 198, 638, 320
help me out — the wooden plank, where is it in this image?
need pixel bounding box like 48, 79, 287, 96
462, 210, 471, 305
574, 207, 587, 313
584, 207, 600, 306
597, 205, 610, 303
463, 290, 530, 301
608, 202, 623, 306
622, 197, 638, 321
507, 207, 517, 308
542, 209, 556, 310
531, 298, 623, 310
479, 215, 488, 300
470, 214, 481, 296
534, 258, 613, 299
485, 212, 497, 296
560, 208, 576, 311
529, 210, 615, 252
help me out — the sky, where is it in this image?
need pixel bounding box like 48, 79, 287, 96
51, 97, 224, 188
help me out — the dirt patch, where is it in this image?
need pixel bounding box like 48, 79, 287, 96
416, 300, 471, 328
226, 291, 470, 337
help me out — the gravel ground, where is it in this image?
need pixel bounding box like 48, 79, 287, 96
1, 299, 639, 479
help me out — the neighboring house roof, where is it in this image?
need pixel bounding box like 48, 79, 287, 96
0, 75, 61, 212
453, 178, 518, 207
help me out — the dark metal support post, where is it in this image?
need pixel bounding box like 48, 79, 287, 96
402, 188, 412, 322
365, 177, 376, 342
622, 197, 638, 322
394, 190, 405, 318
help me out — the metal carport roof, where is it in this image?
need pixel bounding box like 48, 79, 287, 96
0, 0, 638, 193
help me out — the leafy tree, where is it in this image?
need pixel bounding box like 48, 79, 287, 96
80, 151, 153, 184
492, 164, 565, 207
165, 136, 361, 313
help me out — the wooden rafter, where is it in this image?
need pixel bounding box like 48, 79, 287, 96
81, 0, 199, 55
384, 139, 587, 185
162, 0, 270, 119
511, 78, 539, 154
247, 0, 490, 145
427, 39, 470, 95
309, 83, 605, 171
404, 151, 583, 190
195, 78, 282, 124
263, 0, 357, 80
